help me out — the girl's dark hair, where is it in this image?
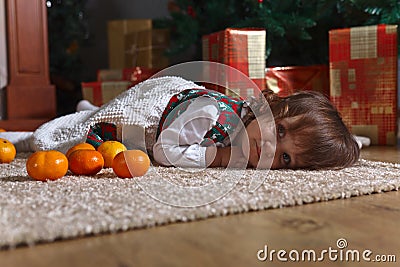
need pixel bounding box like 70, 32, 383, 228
243, 89, 360, 169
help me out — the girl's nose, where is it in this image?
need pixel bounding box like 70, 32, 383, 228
256, 140, 275, 169
261, 140, 275, 159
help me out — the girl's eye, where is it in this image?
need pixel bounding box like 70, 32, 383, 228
283, 152, 291, 165
277, 124, 285, 138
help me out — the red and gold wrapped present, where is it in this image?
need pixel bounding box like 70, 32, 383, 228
202, 28, 266, 98
329, 24, 398, 145
81, 81, 131, 106
82, 67, 160, 106
265, 65, 330, 97
107, 19, 169, 69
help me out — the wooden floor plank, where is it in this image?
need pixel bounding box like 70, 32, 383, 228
1, 146, 399, 267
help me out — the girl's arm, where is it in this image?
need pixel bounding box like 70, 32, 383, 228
206, 146, 229, 167
153, 97, 219, 168
153, 96, 249, 169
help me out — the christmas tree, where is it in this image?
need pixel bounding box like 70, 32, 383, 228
47, 0, 90, 81
47, 0, 91, 115
159, 0, 400, 66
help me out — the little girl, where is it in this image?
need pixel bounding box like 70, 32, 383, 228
151, 84, 360, 170
1, 76, 360, 170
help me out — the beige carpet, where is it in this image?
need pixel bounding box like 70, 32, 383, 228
1, 153, 399, 249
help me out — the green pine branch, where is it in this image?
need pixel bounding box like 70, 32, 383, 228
160, 0, 400, 66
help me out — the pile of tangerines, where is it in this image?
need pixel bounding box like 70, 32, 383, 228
0, 137, 150, 181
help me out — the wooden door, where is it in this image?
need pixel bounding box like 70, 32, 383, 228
0, 0, 56, 131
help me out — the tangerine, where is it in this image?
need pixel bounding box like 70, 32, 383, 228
26, 150, 68, 181
0, 138, 16, 163
68, 149, 104, 176
97, 141, 127, 168
112, 150, 150, 178
66, 143, 95, 158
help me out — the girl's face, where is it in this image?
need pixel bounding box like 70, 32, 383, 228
241, 116, 303, 169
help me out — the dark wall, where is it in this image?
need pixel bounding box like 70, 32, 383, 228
80, 0, 169, 81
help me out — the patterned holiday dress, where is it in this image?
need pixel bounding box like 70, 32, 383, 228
153, 88, 245, 167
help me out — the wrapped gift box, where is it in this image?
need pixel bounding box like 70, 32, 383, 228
266, 65, 329, 97
81, 81, 132, 107
125, 29, 169, 69
202, 28, 266, 98
329, 24, 398, 145
82, 67, 160, 106
107, 19, 169, 69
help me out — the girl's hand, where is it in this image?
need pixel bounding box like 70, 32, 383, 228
226, 146, 248, 169
206, 146, 248, 168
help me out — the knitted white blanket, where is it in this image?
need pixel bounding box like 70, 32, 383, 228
31, 76, 202, 154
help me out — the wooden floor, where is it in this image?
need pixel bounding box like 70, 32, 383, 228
1, 145, 399, 267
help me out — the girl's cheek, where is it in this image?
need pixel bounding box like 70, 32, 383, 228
260, 125, 276, 147
261, 141, 275, 158
240, 132, 250, 160
257, 116, 276, 140
270, 157, 281, 169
